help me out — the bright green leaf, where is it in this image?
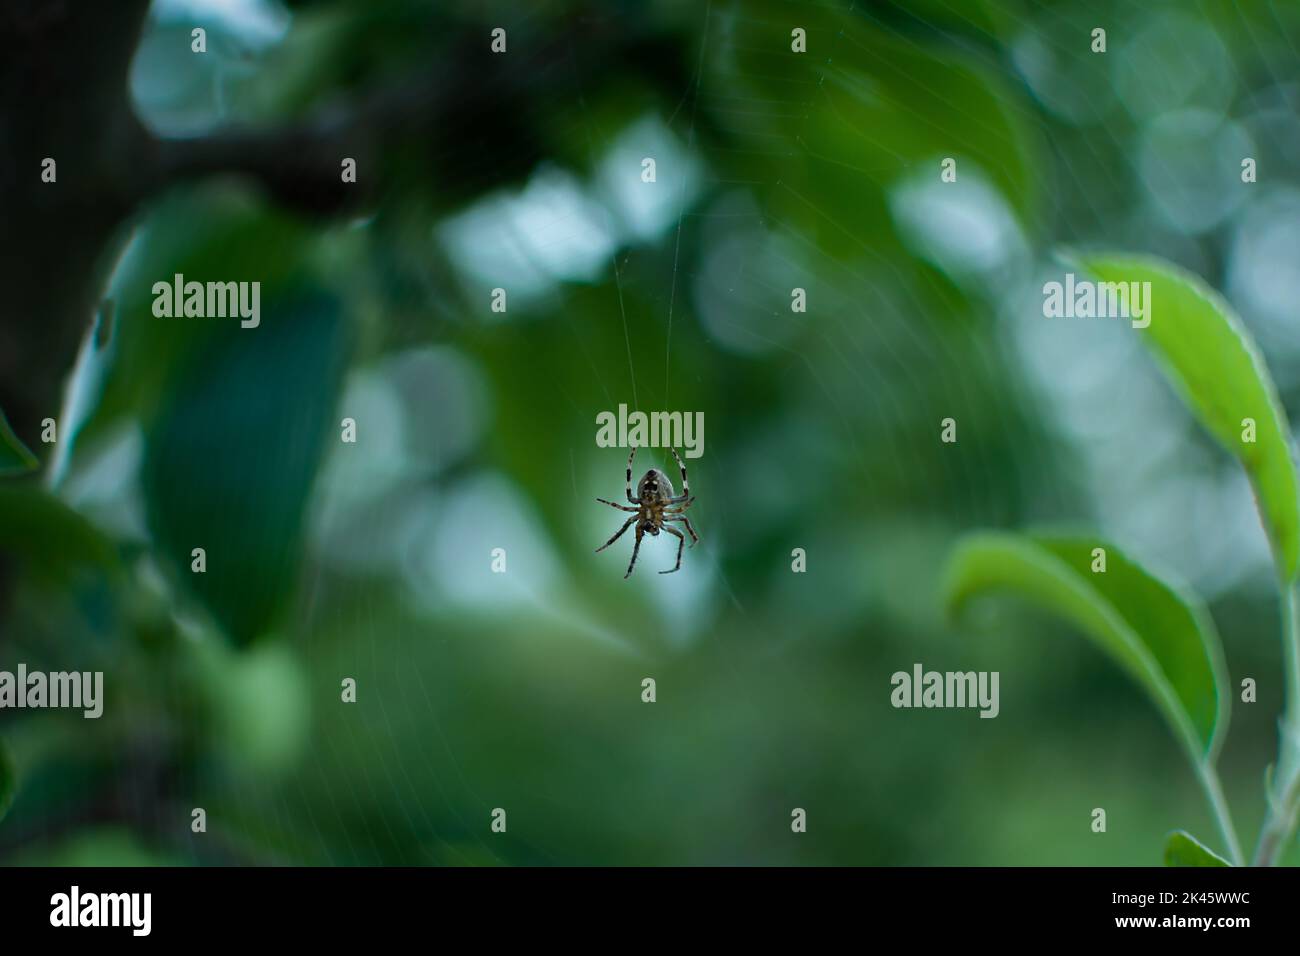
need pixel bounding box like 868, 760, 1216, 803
1164, 830, 1231, 867
0, 407, 37, 476
1072, 253, 1300, 581
943, 532, 1230, 764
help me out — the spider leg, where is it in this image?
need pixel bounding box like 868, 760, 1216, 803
625, 524, 646, 578
625, 446, 638, 503
668, 448, 690, 500
596, 516, 636, 553
664, 496, 695, 510
666, 514, 699, 545
658, 524, 686, 574
597, 497, 639, 512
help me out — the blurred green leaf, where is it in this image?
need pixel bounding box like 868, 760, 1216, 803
1164, 830, 1230, 867
198, 640, 310, 774
888, 0, 1020, 40
93, 190, 320, 433
142, 289, 349, 646
12, 828, 182, 867
944, 533, 1229, 764
0, 737, 14, 823
0, 408, 37, 476
0, 485, 117, 582
718, 10, 1041, 264
1074, 253, 1300, 581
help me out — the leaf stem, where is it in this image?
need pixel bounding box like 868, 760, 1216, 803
1284, 578, 1300, 737
1254, 579, 1300, 866
1196, 760, 1244, 866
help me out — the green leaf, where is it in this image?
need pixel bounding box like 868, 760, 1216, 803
1072, 253, 1300, 581
0, 737, 14, 823
142, 288, 349, 646
943, 532, 1230, 764
0, 407, 37, 476
0, 484, 118, 583
1164, 830, 1231, 867
712, 8, 1041, 265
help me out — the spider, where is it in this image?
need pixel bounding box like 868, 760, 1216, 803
596, 447, 699, 578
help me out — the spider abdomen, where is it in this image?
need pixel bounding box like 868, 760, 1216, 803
637, 468, 674, 503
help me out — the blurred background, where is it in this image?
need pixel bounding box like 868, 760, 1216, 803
1, 0, 1299, 865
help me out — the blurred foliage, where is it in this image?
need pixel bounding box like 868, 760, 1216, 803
2, 0, 1300, 866
0, 412, 36, 477
0, 739, 12, 823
